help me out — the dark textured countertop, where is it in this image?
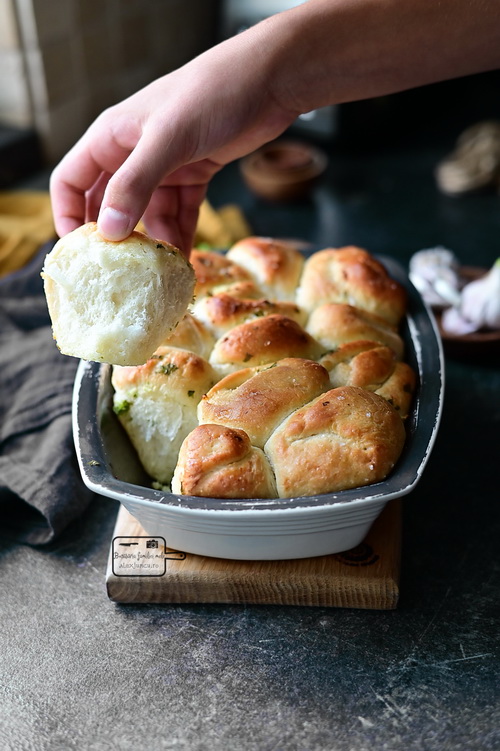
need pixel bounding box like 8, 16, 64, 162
2, 76, 500, 750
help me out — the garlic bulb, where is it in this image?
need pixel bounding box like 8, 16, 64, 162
460, 258, 500, 330
409, 247, 462, 307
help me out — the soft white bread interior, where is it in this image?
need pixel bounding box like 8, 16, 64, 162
111, 346, 217, 485
171, 424, 277, 499
264, 385, 406, 497
42, 222, 195, 366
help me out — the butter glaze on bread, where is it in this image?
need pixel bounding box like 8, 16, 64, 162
192, 291, 307, 340
190, 249, 252, 299
209, 314, 324, 376
171, 424, 277, 499
296, 246, 407, 326
264, 386, 406, 497
306, 302, 405, 359
160, 312, 215, 360
320, 341, 416, 418
198, 357, 331, 448
42, 222, 195, 365
226, 236, 305, 301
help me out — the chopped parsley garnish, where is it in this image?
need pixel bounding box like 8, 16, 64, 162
157, 363, 179, 376
113, 399, 132, 415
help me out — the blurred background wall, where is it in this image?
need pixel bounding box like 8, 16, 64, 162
0, 0, 220, 164
1, 0, 500, 178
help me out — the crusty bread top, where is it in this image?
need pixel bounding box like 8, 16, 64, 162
198, 357, 331, 448
192, 291, 307, 340
265, 385, 406, 497
296, 246, 407, 325
320, 341, 417, 418
306, 302, 405, 359
171, 424, 277, 499
190, 249, 252, 299
209, 314, 324, 374
226, 236, 305, 301
111, 345, 217, 407
160, 312, 215, 360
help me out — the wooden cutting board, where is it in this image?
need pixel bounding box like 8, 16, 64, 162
105, 499, 401, 609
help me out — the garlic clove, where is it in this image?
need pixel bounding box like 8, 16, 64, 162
441, 306, 481, 336
460, 258, 500, 330
409, 247, 462, 307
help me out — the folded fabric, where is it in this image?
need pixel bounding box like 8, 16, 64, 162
0, 240, 93, 545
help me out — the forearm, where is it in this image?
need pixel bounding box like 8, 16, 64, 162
259, 0, 500, 112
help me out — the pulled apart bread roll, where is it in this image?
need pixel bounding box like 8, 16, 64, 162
171, 424, 277, 499
306, 302, 404, 360
226, 236, 305, 301
112, 346, 217, 485
296, 246, 406, 326
42, 222, 195, 365
264, 386, 406, 497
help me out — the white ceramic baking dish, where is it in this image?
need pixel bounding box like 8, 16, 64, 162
72, 255, 444, 560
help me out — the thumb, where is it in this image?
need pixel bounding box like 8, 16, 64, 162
97, 130, 180, 241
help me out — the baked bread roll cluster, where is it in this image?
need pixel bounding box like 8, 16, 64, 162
111, 237, 416, 499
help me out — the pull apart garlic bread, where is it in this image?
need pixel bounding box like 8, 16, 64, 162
42, 222, 195, 366
100, 236, 415, 499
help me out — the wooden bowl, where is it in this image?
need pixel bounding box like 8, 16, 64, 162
240, 139, 328, 201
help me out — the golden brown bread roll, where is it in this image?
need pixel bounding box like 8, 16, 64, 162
306, 302, 405, 360
320, 341, 416, 418
42, 222, 195, 365
192, 291, 307, 340
171, 424, 277, 499
211, 280, 264, 299
296, 246, 407, 326
264, 386, 406, 497
226, 236, 305, 301
111, 346, 217, 485
209, 314, 324, 376
190, 249, 252, 299
160, 312, 215, 360
198, 357, 331, 448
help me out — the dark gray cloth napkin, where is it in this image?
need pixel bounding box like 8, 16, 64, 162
0, 241, 93, 544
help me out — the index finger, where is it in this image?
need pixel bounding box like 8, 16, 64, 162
50, 146, 105, 237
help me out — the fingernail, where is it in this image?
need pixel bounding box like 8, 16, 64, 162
98, 207, 133, 240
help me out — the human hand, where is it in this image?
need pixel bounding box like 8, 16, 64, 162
51, 0, 500, 256
50, 23, 298, 255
